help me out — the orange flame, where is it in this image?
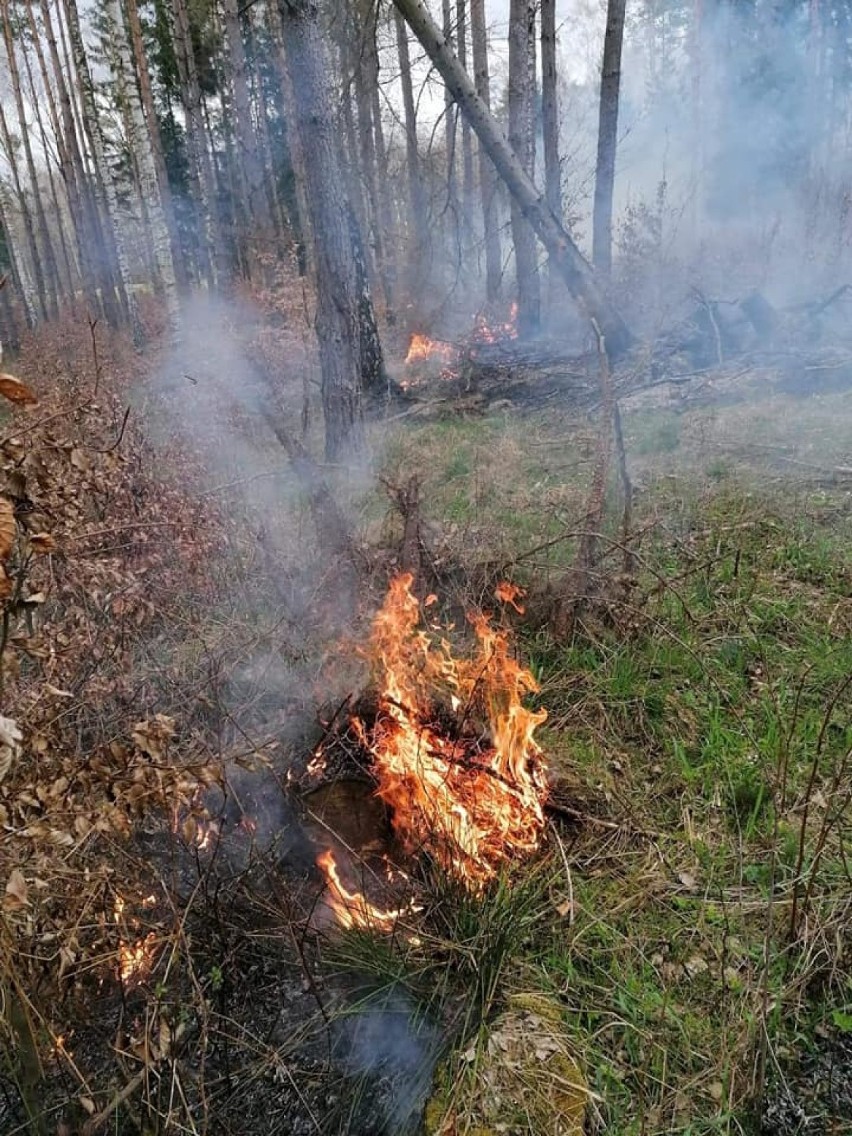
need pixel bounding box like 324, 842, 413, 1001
317, 849, 418, 931
113, 894, 157, 983
472, 302, 519, 345
358, 573, 546, 889
404, 333, 457, 367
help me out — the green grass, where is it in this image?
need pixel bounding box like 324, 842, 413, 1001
346, 398, 852, 1134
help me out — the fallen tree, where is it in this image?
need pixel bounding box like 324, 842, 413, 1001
392, 0, 634, 360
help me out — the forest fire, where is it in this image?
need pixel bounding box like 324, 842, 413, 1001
113, 894, 157, 984
315, 574, 548, 927
316, 849, 420, 931
472, 301, 519, 344
404, 332, 457, 367
402, 305, 520, 379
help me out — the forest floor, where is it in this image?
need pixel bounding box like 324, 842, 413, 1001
1, 309, 851, 1135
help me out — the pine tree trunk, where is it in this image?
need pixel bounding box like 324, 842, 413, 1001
172, 0, 226, 286
366, 16, 398, 322
352, 0, 393, 320
470, 0, 501, 300
442, 0, 458, 240
267, 0, 314, 275
106, 0, 179, 330
541, 0, 561, 301
592, 0, 627, 276
223, 0, 271, 282
394, 8, 430, 308
508, 0, 540, 338
277, 0, 386, 459
391, 0, 633, 358
456, 0, 475, 249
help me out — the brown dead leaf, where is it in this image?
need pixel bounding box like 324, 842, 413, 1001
29, 532, 56, 554
0, 566, 12, 600
0, 373, 38, 406
4, 868, 29, 908
0, 498, 15, 559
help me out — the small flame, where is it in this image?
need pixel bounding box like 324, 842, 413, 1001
317, 849, 418, 931
113, 893, 157, 983
404, 333, 457, 367
472, 302, 519, 345
495, 580, 526, 614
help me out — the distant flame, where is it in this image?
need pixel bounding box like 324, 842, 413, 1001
472, 302, 519, 345
316, 576, 547, 909
404, 333, 457, 367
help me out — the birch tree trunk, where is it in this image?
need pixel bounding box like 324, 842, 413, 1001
124, 0, 184, 284
1, 0, 59, 317
470, 0, 501, 300
592, 0, 627, 276
391, 0, 633, 358
0, 96, 47, 322
278, 0, 386, 459
60, 0, 131, 324
508, 0, 540, 338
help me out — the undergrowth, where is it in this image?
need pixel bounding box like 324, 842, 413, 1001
2, 320, 850, 1135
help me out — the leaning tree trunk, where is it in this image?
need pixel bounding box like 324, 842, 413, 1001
508, 0, 540, 338
470, 0, 501, 300
592, 0, 627, 276
391, 0, 633, 358
277, 0, 386, 460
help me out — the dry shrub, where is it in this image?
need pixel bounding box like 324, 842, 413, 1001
0, 314, 223, 1107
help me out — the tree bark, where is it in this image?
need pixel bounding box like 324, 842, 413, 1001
172, 0, 226, 286
1, 0, 59, 318
391, 0, 633, 358
222, 0, 271, 282
106, 0, 179, 330
592, 0, 627, 276
470, 0, 501, 300
508, 0, 540, 338
277, 0, 386, 460
0, 94, 47, 322
541, 0, 561, 299
60, 0, 131, 325
124, 0, 184, 285
394, 8, 430, 307
456, 0, 475, 247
